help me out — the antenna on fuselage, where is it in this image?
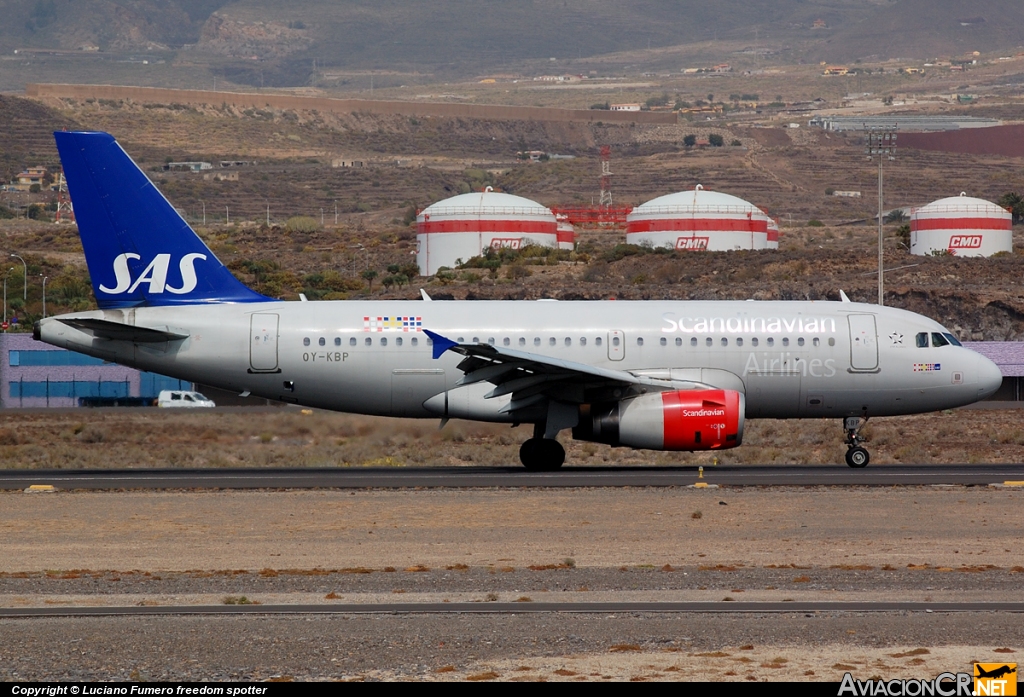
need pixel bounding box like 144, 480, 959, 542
839, 290, 851, 303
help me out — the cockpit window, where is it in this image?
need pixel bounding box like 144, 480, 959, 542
943, 333, 962, 347
931, 333, 950, 348
916, 333, 929, 348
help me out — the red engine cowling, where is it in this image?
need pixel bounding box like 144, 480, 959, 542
573, 389, 745, 451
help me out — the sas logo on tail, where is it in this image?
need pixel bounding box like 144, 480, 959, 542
99, 253, 207, 295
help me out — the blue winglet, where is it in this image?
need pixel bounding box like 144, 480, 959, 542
424, 330, 458, 359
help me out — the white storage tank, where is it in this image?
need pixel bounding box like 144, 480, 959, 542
416, 188, 559, 275
766, 216, 780, 249
910, 193, 1012, 257
626, 185, 770, 251
555, 213, 576, 250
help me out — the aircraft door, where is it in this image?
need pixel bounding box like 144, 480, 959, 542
848, 314, 878, 371
608, 330, 625, 361
250, 313, 280, 372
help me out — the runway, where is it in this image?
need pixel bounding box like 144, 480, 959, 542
2, 463, 1024, 490
5, 601, 1024, 618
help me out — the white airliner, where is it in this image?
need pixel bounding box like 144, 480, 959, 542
36, 132, 1003, 470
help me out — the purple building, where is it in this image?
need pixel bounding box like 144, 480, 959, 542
0, 333, 190, 408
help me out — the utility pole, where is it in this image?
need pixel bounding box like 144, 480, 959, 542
865, 124, 897, 306
41, 275, 47, 318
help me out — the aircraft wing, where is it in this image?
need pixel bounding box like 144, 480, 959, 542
57, 318, 189, 343
425, 329, 695, 414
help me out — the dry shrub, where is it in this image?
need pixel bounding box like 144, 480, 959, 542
466, 672, 500, 681
0, 428, 21, 445
610, 644, 643, 652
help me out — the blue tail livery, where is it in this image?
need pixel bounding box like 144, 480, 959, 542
54, 131, 271, 308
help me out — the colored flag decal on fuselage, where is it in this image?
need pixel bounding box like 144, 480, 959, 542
364, 316, 423, 332
913, 363, 941, 372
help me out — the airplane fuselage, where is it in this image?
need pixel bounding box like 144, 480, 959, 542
37, 299, 999, 421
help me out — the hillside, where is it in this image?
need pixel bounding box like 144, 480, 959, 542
3, 1, 1024, 89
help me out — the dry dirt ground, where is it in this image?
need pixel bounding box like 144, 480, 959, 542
2, 406, 1024, 469
2, 484, 1023, 681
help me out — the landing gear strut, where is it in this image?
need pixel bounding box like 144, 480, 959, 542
843, 416, 870, 468
520, 424, 566, 471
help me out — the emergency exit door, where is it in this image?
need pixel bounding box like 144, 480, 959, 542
608, 330, 625, 361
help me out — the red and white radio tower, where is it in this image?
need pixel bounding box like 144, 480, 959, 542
599, 145, 613, 207
54, 170, 74, 224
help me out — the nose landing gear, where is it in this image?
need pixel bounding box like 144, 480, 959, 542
843, 416, 870, 468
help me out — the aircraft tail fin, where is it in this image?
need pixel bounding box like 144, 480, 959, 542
53, 131, 271, 308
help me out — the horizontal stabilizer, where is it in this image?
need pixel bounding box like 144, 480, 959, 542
58, 318, 188, 343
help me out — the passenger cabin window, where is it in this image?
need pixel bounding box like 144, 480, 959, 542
797, 337, 805, 347
335, 337, 342, 346
916, 333, 929, 348
676, 337, 683, 347
828, 338, 836, 347
580, 337, 587, 346
303, 337, 310, 346
637, 337, 644, 346
549, 337, 556, 347
691, 337, 698, 347
660, 337, 667, 346
565, 337, 571, 346
350, 337, 357, 346
813, 337, 820, 347
721, 337, 728, 346
365, 337, 372, 346
595, 337, 602, 347
396, 337, 403, 346
767, 338, 775, 347
612, 337, 620, 347
519, 338, 526, 347
411, 337, 418, 346
503, 338, 510, 346
319, 337, 326, 347
380, 337, 387, 346
782, 337, 790, 347
736, 338, 743, 347
931, 333, 950, 348
705, 337, 713, 347
487, 338, 495, 346
751, 338, 759, 347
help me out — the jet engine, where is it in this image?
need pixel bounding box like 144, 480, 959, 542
572, 389, 744, 451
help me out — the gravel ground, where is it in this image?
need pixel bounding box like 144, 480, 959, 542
2, 485, 1022, 681
2, 613, 1021, 682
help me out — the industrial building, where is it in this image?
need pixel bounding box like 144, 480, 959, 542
416, 189, 560, 275
910, 193, 1012, 257
1, 333, 191, 408
626, 185, 771, 251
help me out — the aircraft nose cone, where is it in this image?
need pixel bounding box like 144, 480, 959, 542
976, 353, 1003, 400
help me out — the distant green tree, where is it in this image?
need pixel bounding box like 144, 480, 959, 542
999, 192, 1024, 224
683, 134, 697, 147
361, 269, 378, 293
884, 209, 907, 224
708, 133, 724, 147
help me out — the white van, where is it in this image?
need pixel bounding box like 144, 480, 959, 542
157, 390, 216, 408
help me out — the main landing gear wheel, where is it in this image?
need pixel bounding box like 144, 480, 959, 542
519, 438, 565, 471
842, 416, 870, 468
845, 446, 870, 468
